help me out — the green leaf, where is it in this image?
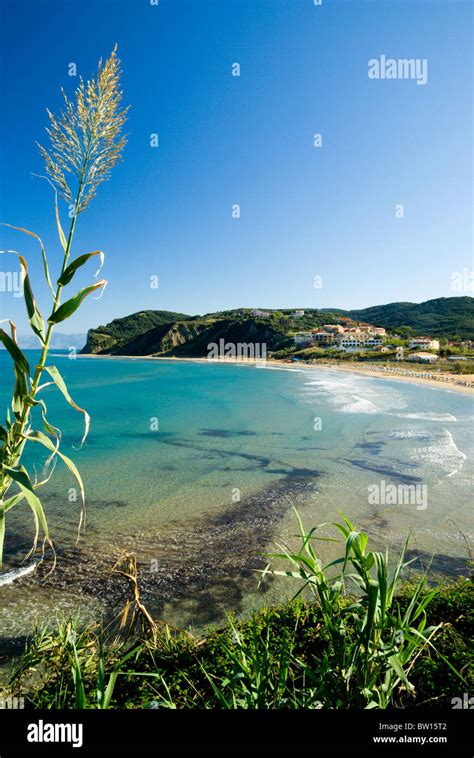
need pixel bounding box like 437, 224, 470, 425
48, 280, 107, 324
70, 641, 88, 709
3, 493, 26, 511
3, 459, 57, 514
0, 251, 45, 342
0, 329, 30, 374
18, 255, 45, 343
387, 654, 414, 692
55, 199, 67, 252
1, 222, 54, 296
0, 319, 30, 412
13, 364, 28, 413
364, 580, 379, 641
24, 430, 86, 533
34, 396, 62, 442
58, 251, 104, 287
43, 365, 90, 447
0, 324, 30, 412
4, 465, 50, 554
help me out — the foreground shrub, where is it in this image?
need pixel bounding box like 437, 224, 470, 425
5, 516, 470, 710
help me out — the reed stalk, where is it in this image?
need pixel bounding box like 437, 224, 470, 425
0, 46, 128, 567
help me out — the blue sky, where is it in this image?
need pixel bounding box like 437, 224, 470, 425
0, 0, 472, 335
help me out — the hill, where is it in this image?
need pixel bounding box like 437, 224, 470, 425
80, 297, 473, 357
81, 310, 192, 354
337, 297, 474, 340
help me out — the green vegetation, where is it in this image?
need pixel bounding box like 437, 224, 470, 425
82, 297, 473, 357
82, 310, 192, 354
337, 297, 474, 340
0, 48, 127, 566
83, 316, 288, 357
4, 515, 471, 710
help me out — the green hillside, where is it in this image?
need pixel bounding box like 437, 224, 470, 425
171, 319, 285, 357
81, 310, 191, 353
81, 297, 473, 356
339, 297, 474, 339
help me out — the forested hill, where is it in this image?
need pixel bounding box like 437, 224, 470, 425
334, 297, 473, 340
80, 297, 473, 355
81, 310, 192, 354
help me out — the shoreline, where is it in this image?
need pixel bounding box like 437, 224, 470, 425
79, 353, 474, 396
288, 360, 474, 396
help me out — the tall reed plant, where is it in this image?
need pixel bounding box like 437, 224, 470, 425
0, 46, 128, 566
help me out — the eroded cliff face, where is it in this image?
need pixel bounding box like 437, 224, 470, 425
80, 310, 193, 354
161, 322, 207, 351
112, 321, 208, 355
81, 331, 118, 354
82, 322, 204, 356
81, 315, 287, 358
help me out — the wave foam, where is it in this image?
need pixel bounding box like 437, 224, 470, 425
409, 429, 467, 478
300, 374, 405, 415
396, 412, 457, 422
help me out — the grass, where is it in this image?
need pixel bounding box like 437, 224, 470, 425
3, 514, 472, 710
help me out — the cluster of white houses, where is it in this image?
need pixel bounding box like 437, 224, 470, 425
248, 310, 447, 362
293, 323, 441, 359
294, 323, 387, 352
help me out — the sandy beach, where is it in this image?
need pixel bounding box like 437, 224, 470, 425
278, 359, 474, 396
80, 353, 474, 396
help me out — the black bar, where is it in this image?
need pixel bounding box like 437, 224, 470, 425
0, 709, 471, 756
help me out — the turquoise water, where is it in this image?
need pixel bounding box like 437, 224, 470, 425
0, 352, 472, 638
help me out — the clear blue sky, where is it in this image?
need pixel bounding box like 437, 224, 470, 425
0, 0, 472, 335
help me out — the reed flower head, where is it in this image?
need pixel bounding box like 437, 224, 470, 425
37, 45, 128, 214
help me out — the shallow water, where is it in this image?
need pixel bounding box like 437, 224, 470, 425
0, 353, 472, 643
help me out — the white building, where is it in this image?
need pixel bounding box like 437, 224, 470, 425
336, 335, 383, 350
294, 326, 385, 352
407, 352, 439, 363
336, 337, 366, 350
409, 338, 440, 351
291, 310, 305, 318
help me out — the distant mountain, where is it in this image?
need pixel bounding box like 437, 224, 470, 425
81, 297, 473, 357
7, 333, 87, 350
